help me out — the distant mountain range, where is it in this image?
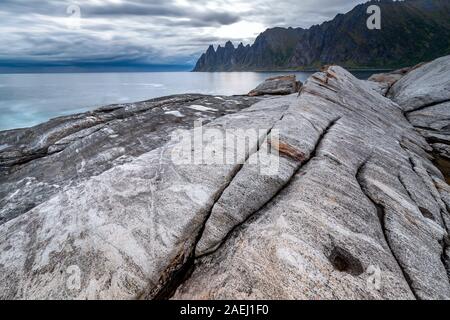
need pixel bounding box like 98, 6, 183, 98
193, 0, 450, 71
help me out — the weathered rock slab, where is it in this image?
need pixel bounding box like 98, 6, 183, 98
370, 56, 450, 183
0, 95, 294, 299
175, 66, 450, 300
0, 95, 261, 225
248, 75, 302, 96
389, 55, 450, 112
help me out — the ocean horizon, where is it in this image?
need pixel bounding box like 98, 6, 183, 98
0, 70, 376, 131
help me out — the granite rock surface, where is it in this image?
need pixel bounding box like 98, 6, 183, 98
1, 58, 449, 300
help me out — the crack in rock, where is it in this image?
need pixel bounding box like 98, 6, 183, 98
195, 117, 341, 259
148, 113, 287, 299
356, 161, 419, 300
405, 99, 450, 115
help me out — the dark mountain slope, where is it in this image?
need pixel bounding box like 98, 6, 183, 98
193, 0, 450, 71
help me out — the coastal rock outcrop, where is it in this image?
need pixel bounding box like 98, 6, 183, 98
0, 95, 261, 225
0, 93, 293, 299
1, 56, 450, 300
367, 66, 419, 96
248, 75, 302, 96
175, 63, 450, 300
395, 56, 450, 183
372, 55, 450, 183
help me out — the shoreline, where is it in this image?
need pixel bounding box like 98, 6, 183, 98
192, 68, 394, 73
0, 68, 389, 75
0, 70, 377, 132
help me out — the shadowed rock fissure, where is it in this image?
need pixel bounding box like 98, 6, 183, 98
426, 136, 450, 146
402, 112, 450, 284
434, 155, 450, 184
405, 99, 450, 115
443, 201, 450, 233
149, 113, 287, 300
398, 174, 436, 222
407, 156, 449, 228
438, 204, 450, 284
384, 82, 396, 97
398, 169, 449, 284
403, 101, 450, 183
196, 116, 341, 260
428, 150, 450, 185
356, 161, 419, 300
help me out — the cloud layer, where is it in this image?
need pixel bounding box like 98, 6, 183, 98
0, 0, 367, 68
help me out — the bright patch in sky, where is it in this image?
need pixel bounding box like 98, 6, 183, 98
0, 0, 367, 68
214, 21, 265, 40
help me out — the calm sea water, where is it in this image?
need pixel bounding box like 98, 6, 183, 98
0, 71, 375, 131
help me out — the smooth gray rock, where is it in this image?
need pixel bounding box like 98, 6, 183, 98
365, 80, 391, 96
408, 101, 450, 131
367, 65, 422, 96
371, 56, 450, 183
389, 55, 450, 112
175, 66, 450, 300
248, 75, 302, 96
0, 95, 293, 299
389, 56, 450, 183
0, 95, 261, 225
195, 101, 332, 257
1, 63, 450, 300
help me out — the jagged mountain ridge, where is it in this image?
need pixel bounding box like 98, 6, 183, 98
193, 0, 450, 71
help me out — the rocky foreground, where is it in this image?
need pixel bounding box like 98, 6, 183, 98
0, 56, 449, 300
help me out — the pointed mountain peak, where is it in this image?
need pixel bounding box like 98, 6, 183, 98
225, 41, 235, 49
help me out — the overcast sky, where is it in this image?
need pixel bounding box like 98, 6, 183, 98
0, 0, 368, 68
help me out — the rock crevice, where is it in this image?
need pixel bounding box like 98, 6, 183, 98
195, 116, 341, 259
357, 161, 418, 299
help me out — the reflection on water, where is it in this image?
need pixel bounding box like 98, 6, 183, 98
0, 70, 376, 131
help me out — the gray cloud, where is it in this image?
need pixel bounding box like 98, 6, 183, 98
84, 1, 241, 25
0, 0, 367, 68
